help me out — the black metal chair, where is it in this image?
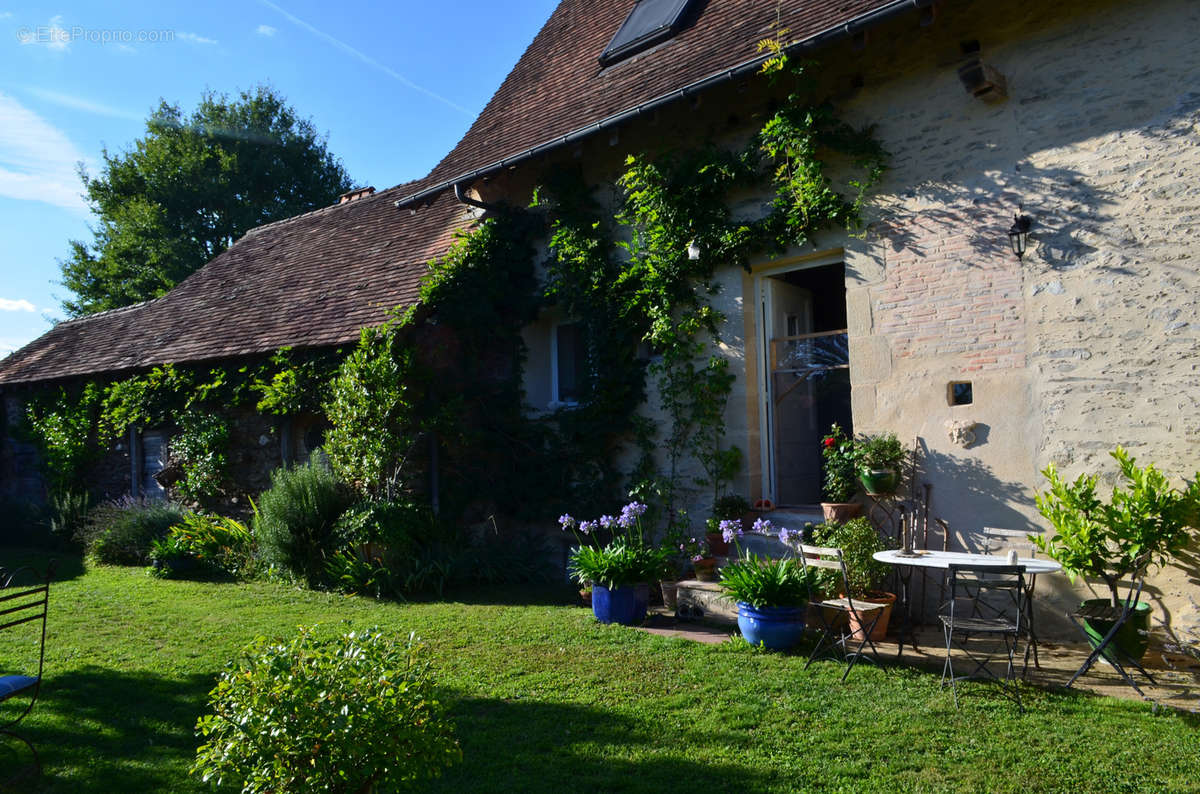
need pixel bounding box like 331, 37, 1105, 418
980, 526, 1043, 671
797, 544, 888, 681
940, 563, 1027, 712
1, 562, 55, 780
1065, 559, 1157, 698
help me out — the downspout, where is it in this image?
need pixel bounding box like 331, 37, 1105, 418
453, 182, 500, 212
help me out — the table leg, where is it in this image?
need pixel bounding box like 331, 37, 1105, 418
894, 564, 920, 659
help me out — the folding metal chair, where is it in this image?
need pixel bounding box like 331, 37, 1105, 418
797, 544, 888, 681
0, 562, 55, 780
1065, 559, 1157, 698
940, 563, 1027, 712
981, 526, 1043, 671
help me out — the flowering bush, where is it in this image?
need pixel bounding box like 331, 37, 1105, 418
562, 502, 672, 588
820, 423, 860, 502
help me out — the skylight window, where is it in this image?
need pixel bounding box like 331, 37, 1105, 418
599, 0, 700, 66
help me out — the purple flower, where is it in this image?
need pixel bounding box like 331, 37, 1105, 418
559, 514, 576, 532
598, 515, 618, 531
618, 501, 647, 529
691, 554, 704, 563
578, 520, 596, 535
752, 517, 774, 534
719, 519, 743, 544
777, 526, 792, 544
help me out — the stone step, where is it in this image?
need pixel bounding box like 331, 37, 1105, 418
675, 579, 737, 624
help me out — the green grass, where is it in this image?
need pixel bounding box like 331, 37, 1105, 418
2, 547, 1198, 793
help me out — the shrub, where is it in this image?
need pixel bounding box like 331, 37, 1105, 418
812, 517, 891, 597
47, 489, 91, 543
193, 626, 460, 793
254, 460, 354, 585
820, 423, 859, 502
160, 510, 257, 578
83, 497, 187, 565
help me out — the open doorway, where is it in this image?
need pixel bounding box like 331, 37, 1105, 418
759, 261, 852, 505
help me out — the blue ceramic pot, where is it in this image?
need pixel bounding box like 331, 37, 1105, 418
592, 583, 649, 626
737, 603, 806, 650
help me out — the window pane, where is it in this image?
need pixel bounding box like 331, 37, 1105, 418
556, 323, 584, 403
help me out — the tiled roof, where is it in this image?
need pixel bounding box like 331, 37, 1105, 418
0, 187, 471, 385
405, 0, 898, 202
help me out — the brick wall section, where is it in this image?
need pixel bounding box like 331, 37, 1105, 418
872, 205, 1026, 372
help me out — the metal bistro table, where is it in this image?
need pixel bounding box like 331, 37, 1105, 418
873, 549, 1062, 660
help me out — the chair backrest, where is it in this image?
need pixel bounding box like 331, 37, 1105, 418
796, 543, 850, 600
981, 527, 1040, 558
0, 564, 54, 685
945, 563, 1027, 630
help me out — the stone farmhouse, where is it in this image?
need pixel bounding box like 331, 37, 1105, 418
1, 0, 1197, 636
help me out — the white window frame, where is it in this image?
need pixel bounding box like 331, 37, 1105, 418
549, 320, 583, 409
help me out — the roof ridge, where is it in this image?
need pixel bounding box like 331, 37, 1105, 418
57, 297, 161, 325
241, 182, 414, 239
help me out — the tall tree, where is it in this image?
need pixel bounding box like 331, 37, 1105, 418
60, 85, 355, 316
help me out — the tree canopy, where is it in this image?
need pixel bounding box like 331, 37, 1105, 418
60, 85, 355, 316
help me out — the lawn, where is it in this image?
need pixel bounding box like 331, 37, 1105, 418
2, 547, 1198, 793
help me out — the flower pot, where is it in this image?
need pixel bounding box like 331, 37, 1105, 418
693, 557, 719, 582
579, 588, 593, 607
706, 531, 730, 556
592, 583, 648, 626
736, 603, 806, 651
660, 580, 679, 611
820, 502, 863, 523
1080, 598, 1153, 663
859, 468, 899, 495
847, 591, 896, 642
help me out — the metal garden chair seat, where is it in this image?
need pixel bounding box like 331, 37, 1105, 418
940, 563, 1027, 712
797, 544, 888, 682
0, 563, 54, 780
1065, 559, 1156, 698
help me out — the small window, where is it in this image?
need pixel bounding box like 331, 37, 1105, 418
599, 0, 701, 66
949, 381, 973, 406
553, 322, 587, 405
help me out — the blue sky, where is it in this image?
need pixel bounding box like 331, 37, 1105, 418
0, 0, 559, 356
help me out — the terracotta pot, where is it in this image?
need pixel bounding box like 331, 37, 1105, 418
820, 502, 863, 523
705, 531, 730, 556
693, 557, 719, 582
579, 588, 593, 607
660, 580, 679, 611
847, 591, 896, 642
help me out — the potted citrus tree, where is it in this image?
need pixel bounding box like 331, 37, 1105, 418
820, 424, 862, 522
1034, 446, 1200, 661
718, 552, 813, 650
857, 432, 905, 495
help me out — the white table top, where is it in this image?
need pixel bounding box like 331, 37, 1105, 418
873, 549, 1062, 575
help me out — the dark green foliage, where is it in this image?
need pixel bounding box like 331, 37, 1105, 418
567, 542, 668, 590
712, 493, 751, 520
170, 410, 229, 503
718, 553, 813, 608
60, 85, 354, 315
254, 461, 354, 586
857, 431, 905, 472
159, 511, 257, 578
193, 626, 460, 792
83, 497, 187, 565
812, 517, 891, 597
820, 423, 859, 503
22, 383, 103, 496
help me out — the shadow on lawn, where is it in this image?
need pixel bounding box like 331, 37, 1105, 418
0, 547, 86, 584
6, 665, 212, 793
428, 695, 775, 793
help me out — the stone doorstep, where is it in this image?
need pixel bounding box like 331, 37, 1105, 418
675, 578, 737, 624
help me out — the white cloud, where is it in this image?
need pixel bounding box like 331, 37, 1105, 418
0, 12, 14, 20
115, 42, 136, 55
178, 31, 217, 45
19, 14, 72, 52
258, 0, 470, 115
256, 24, 276, 37
0, 298, 36, 312
0, 92, 89, 212
27, 87, 142, 121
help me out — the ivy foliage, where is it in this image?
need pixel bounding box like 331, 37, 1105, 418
22, 383, 104, 496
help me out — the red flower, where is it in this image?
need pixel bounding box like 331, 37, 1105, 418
823, 437, 835, 448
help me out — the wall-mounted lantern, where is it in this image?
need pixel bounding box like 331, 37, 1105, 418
1008, 210, 1033, 260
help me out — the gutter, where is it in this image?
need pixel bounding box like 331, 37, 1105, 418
397, 0, 932, 210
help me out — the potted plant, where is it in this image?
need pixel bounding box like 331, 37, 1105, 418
561, 503, 670, 626
709, 494, 753, 554
1034, 446, 1200, 662
819, 424, 862, 522
718, 553, 813, 650
812, 517, 895, 641
857, 432, 905, 495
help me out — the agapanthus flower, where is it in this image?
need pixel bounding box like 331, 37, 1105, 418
598, 514, 618, 531
777, 526, 792, 545
692, 553, 705, 563
618, 501, 647, 528
559, 514, 576, 531
752, 517, 774, 534
578, 520, 596, 535
719, 518, 743, 544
